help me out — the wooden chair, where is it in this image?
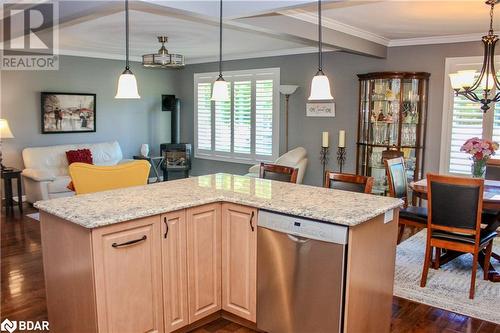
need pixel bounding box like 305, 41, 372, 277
324, 172, 373, 194
69, 161, 150, 195
486, 158, 500, 180
420, 174, 497, 299
259, 163, 298, 184
385, 157, 428, 244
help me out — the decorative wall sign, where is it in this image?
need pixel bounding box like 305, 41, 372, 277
41, 92, 96, 134
306, 102, 335, 117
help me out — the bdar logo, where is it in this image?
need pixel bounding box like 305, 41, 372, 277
0, 319, 17, 333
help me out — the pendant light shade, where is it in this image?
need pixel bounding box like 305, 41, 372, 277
116, 0, 140, 99
308, 0, 333, 101
211, 0, 228, 102
309, 72, 334, 100
116, 69, 140, 99
211, 77, 230, 101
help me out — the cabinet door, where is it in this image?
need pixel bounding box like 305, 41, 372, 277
186, 203, 222, 323
221, 204, 257, 322
161, 210, 189, 332
92, 216, 163, 333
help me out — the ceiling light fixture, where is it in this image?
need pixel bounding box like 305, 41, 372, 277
308, 0, 333, 101
449, 0, 499, 112
115, 0, 140, 99
211, 0, 230, 102
142, 36, 185, 69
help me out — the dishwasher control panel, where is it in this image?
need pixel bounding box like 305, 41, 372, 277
258, 210, 348, 245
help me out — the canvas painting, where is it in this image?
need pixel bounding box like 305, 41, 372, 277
41, 92, 96, 133
306, 102, 335, 117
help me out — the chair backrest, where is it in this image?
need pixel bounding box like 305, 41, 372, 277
324, 172, 373, 194
259, 163, 298, 183
69, 160, 150, 195
427, 174, 483, 235
486, 158, 500, 180
385, 157, 408, 202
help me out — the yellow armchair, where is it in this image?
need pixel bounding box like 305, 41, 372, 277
69, 161, 150, 195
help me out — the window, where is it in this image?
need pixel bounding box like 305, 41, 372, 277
194, 68, 280, 164
440, 56, 500, 174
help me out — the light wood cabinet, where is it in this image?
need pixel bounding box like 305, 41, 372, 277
161, 210, 189, 332
221, 203, 257, 322
186, 203, 222, 323
92, 216, 163, 333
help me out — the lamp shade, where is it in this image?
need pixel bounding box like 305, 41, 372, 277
449, 73, 463, 90
115, 70, 140, 99
308, 73, 333, 100
0, 119, 14, 139
457, 70, 477, 88
279, 85, 299, 95
211, 78, 230, 101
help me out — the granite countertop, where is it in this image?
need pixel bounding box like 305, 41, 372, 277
34, 173, 402, 229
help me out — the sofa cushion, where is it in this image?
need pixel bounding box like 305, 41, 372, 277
47, 176, 73, 194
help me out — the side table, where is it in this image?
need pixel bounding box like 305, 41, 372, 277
133, 156, 165, 183
1, 168, 23, 216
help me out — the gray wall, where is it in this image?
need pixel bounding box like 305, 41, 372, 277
1, 55, 179, 170
177, 41, 486, 186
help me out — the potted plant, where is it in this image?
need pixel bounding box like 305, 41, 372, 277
460, 137, 499, 178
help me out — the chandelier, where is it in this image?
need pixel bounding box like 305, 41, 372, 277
142, 36, 185, 69
449, 0, 500, 112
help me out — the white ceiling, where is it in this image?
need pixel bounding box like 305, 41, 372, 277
3, 0, 496, 63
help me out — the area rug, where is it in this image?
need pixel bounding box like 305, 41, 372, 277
26, 212, 40, 222
394, 230, 500, 324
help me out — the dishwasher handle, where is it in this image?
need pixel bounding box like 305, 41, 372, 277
287, 234, 310, 244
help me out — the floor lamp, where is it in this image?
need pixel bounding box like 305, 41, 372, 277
279, 85, 299, 151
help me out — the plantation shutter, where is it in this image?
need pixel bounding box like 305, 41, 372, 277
255, 79, 274, 156
492, 101, 500, 145
215, 83, 232, 153
448, 95, 484, 174
197, 82, 212, 151
233, 81, 252, 154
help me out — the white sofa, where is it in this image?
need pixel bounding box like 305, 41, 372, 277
22, 141, 131, 203
245, 147, 308, 184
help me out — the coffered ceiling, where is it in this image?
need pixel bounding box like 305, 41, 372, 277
1, 0, 496, 64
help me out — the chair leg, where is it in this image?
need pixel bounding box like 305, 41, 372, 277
397, 224, 405, 244
433, 248, 441, 269
484, 241, 493, 281
470, 251, 479, 299
420, 244, 432, 288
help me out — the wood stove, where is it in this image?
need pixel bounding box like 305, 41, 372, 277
160, 143, 191, 180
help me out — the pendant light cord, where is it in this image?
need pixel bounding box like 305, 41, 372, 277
125, 0, 130, 70
218, 0, 223, 79
318, 0, 323, 73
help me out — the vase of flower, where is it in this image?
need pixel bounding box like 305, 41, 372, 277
461, 137, 499, 178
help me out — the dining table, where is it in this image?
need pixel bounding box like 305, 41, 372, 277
410, 178, 500, 282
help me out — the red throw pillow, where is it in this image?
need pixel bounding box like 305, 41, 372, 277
66, 149, 93, 191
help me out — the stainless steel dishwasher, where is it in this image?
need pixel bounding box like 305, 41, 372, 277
257, 210, 348, 333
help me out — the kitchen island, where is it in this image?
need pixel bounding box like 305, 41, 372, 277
35, 173, 402, 333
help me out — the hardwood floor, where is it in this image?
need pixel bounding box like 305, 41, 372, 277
1, 205, 499, 333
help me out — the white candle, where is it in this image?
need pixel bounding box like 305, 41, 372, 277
322, 131, 329, 148
338, 130, 346, 148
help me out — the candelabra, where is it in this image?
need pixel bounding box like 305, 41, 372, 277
320, 146, 329, 186
337, 147, 346, 173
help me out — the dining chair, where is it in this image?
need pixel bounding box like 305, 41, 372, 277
259, 163, 298, 183
486, 158, 500, 180
420, 174, 497, 299
384, 157, 428, 244
69, 160, 150, 195
324, 171, 374, 194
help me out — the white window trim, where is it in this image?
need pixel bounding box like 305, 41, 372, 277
439, 56, 500, 174
194, 67, 280, 165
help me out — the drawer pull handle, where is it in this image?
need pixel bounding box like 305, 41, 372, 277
112, 235, 147, 248
249, 211, 255, 232
164, 217, 169, 239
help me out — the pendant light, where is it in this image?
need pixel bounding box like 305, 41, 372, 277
308, 0, 333, 101
211, 0, 230, 101
115, 0, 140, 99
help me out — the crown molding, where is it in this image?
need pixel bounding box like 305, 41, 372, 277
280, 9, 391, 46
388, 33, 484, 47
